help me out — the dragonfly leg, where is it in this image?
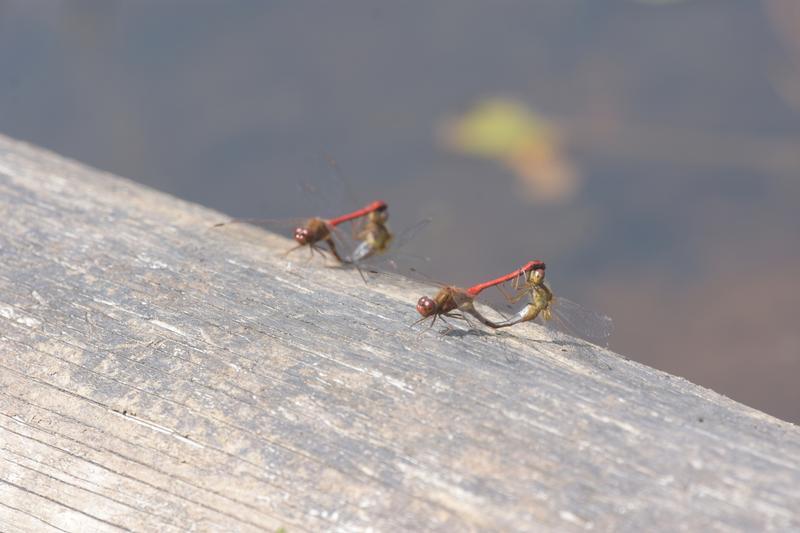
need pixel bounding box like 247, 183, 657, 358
282, 243, 304, 257
438, 314, 458, 335
411, 313, 436, 330
497, 282, 530, 305
410, 315, 429, 329
458, 311, 478, 330
301, 246, 317, 265
354, 263, 368, 283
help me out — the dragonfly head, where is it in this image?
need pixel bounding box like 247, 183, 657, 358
293, 226, 312, 245
368, 201, 389, 223
370, 200, 388, 212
527, 267, 546, 285
522, 260, 546, 272
416, 295, 438, 317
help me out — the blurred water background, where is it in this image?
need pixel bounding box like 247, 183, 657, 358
2, 1, 799, 423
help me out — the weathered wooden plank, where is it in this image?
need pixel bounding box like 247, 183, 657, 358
0, 132, 798, 532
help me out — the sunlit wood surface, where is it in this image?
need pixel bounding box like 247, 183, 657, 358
0, 133, 798, 532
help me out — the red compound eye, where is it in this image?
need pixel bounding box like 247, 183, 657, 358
416, 296, 437, 317
294, 227, 310, 245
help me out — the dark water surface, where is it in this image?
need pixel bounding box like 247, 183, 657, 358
2, 1, 799, 423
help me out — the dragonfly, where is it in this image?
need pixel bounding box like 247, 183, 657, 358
488, 265, 613, 346
341, 209, 432, 281
344, 206, 393, 263
413, 260, 546, 331
212, 199, 388, 262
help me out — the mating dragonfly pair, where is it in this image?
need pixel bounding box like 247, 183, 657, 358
215, 197, 611, 345
214, 197, 425, 279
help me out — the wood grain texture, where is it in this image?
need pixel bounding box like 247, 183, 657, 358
0, 133, 798, 532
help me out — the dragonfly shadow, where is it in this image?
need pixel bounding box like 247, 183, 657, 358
440, 327, 496, 339
488, 330, 617, 372
545, 339, 616, 372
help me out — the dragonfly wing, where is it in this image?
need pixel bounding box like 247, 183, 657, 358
550, 297, 613, 345
398, 266, 452, 288
353, 218, 432, 275
325, 223, 359, 258
391, 218, 432, 250
297, 154, 363, 221
321, 154, 363, 219
212, 217, 310, 234
451, 289, 475, 308
346, 241, 374, 264
213, 216, 357, 260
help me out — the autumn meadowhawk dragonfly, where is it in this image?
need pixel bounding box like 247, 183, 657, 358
488, 265, 613, 346
413, 260, 546, 331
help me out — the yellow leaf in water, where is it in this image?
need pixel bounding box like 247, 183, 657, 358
439, 98, 580, 204
441, 99, 546, 158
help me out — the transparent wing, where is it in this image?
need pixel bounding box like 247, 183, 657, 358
297, 154, 362, 222
450, 288, 476, 308
391, 218, 432, 250
548, 296, 613, 346
212, 216, 357, 259
326, 223, 359, 259
212, 217, 310, 233
350, 218, 432, 276
373, 265, 443, 288
322, 153, 362, 216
